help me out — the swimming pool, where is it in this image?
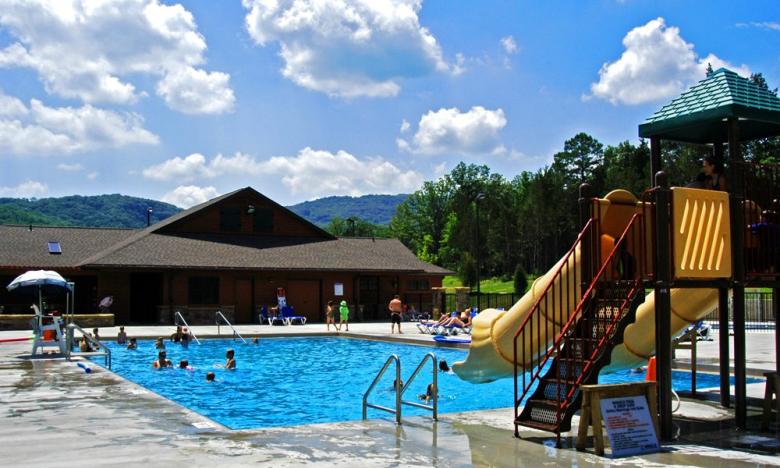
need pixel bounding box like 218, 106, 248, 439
99, 337, 751, 430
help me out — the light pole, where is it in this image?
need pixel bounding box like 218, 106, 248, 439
146, 207, 153, 227
475, 193, 486, 311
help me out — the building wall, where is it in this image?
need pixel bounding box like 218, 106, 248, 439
159, 192, 326, 238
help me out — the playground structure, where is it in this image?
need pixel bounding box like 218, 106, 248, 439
453, 68, 780, 443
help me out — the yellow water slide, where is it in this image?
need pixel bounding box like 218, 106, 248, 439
453, 188, 728, 383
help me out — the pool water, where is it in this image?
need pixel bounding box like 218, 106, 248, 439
100, 337, 752, 430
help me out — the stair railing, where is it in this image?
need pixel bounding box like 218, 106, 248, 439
535, 211, 648, 432
512, 216, 597, 426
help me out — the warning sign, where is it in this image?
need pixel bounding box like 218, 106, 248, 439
599, 395, 660, 457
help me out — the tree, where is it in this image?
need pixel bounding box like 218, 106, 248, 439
513, 264, 528, 294
552, 133, 604, 188
744, 73, 780, 164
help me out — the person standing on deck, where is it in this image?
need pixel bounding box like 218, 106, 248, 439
389, 295, 403, 334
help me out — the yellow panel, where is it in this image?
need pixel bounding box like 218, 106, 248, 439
671, 187, 732, 279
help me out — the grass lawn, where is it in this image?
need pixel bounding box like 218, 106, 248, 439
443, 275, 536, 294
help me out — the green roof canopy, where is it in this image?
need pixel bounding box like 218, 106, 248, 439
638, 68, 780, 144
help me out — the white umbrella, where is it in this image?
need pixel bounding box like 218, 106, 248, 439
6, 270, 72, 317
6, 270, 71, 292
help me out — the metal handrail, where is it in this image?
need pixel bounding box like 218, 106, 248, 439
363, 354, 402, 424
215, 310, 247, 344
65, 323, 111, 369
174, 311, 200, 344
400, 352, 438, 420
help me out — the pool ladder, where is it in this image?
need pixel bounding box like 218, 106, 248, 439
65, 323, 111, 369
216, 311, 247, 344
362, 352, 438, 424
174, 311, 201, 344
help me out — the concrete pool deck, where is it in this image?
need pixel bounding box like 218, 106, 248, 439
0, 325, 778, 466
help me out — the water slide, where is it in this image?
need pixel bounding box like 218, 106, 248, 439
452, 189, 719, 383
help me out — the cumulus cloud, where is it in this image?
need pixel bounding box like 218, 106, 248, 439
0, 180, 48, 198
242, 0, 451, 98
0, 93, 158, 155
144, 148, 423, 199
398, 106, 508, 156
501, 36, 518, 54
161, 185, 219, 208
0, 0, 234, 114
588, 17, 750, 105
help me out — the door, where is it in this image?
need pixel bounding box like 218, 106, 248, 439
235, 279, 253, 323
129, 273, 163, 324
359, 276, 380, 320
286, 280, 321, 322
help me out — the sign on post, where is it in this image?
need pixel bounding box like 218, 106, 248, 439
599, 396, 660, 457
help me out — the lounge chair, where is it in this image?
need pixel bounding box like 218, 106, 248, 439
435, 310, 477, 336
417, 312, 457, 334
281, 306, 306, 325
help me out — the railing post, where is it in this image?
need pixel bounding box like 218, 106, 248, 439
718, 287, 730, 407
395, 359, 402, 425
653, 170, 674, 441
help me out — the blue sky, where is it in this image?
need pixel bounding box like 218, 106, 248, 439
0, 0, 777, 207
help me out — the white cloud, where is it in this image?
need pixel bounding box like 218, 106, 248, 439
736, 22, 780, 31
398, 106, 508, 156
161, 185, 219, 208
242, 0, 452, 98
588, 17, 750, 105
0, 180, 48, 198
86, 171, 98, 180
0, 93, 159, 155
400, 119, 410, 133
56, 163, 84, 172
501, 36, 518, 54
0, 0, 233, 114
144, 148, 423, 199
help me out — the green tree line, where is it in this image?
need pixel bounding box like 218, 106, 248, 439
386, 72, 779, 285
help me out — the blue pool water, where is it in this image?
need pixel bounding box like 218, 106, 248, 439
99, 337, 754, 430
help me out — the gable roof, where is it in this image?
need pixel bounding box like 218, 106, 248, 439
79, 233, 451, 274
78, 186, 334, 267
639, 68, 780, 143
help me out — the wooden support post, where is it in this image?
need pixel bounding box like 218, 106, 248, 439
719, 287, 731, 407
728, 118, 747, 429
653, 171, 673, 440
650, 137, 662, 187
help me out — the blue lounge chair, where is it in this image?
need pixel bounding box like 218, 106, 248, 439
417, 312, 457, 334
436, 310, 477, 336
281, 305, 306, 325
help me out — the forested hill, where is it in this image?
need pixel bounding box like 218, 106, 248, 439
287, 194, 408, 226
0, 195, 181, 228
0, 193, 408, 229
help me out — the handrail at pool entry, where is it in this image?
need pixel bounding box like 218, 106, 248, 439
215, 311, 247, 344
363, 354, 402, 424
174, 311, 201, 344
400, 352, 438, 420
65, 323, 111, 369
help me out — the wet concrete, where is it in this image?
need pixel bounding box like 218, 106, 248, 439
1, 334, 779, 466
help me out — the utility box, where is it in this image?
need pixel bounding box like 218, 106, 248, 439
671, 187, 732, 279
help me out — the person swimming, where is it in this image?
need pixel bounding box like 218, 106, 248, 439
439, 360, 450, 372
206, 372, 215, 382
179, 359, 192, 370
126, 337, 137, 350
225, 349, 236, 370
153, 350, 172, 369
418, 383, 437, 404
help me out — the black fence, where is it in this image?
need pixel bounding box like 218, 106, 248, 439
442, 292, 522, 315
702, 291, 776, 332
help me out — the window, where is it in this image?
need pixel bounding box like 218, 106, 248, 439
220, 207, 241, 231
188, 277, 219, 304
47, 241, 62, 254
406, 279, 430, 291
253, 208, 274, 232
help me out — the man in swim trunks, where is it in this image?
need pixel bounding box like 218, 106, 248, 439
389, 295, 403, 334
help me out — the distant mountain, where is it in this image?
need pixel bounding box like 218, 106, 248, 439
287, 194, 409, 226
0, 194, 181, 228
0, 193, 408, 229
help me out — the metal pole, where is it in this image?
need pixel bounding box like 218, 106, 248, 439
650, 137, 662, 187
718, 287, 730, 407
475, 193, 485, 311
653, 170, 673, 440
395, 360, 402, 424
727, 118, 747, 429
775, 289, 779, 374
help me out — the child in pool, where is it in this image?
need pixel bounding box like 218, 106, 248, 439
225, 349, 236, 370
178, 359, 193, 370
206, 372, 215, 382
153, 350, 172, 369
155, 337, 165, 349
116, 326, 127, 345
126, 337, 137, 350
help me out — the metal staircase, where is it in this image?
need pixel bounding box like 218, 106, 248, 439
513, 209, 650, 444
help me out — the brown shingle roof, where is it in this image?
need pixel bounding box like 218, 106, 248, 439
82, 233, 451, 274
0, 225, 134, 269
